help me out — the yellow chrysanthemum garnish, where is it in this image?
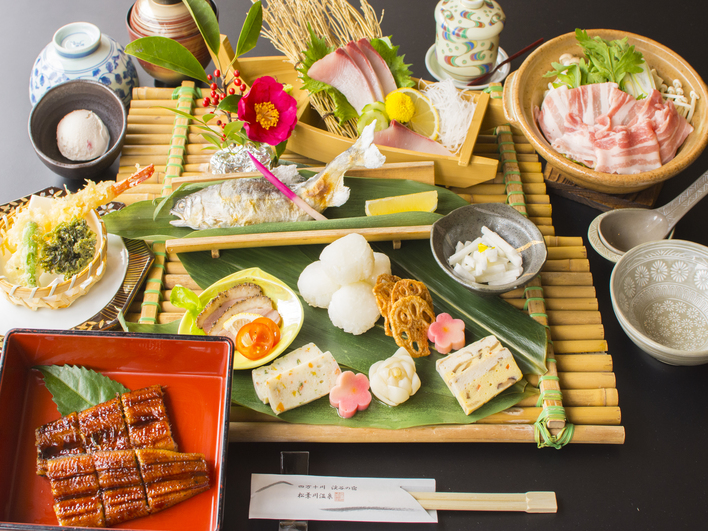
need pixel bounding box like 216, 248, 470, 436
384, 91, 415, 123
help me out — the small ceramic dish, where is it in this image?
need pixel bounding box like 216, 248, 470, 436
425, 45, 510, 90
610, 240, 708, 365
178, 267, 305, 370
503, 29, 708, 194
0, 329, 233, 530
28, 79, 127, 180
430, 203, 547, 296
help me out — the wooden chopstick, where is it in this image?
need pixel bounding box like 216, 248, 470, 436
409, 491, 557, 513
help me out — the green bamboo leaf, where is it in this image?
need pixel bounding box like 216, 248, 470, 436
183, 0, 221, 58
236, 1, 262, 57
34, 365, 130, 417
216, 94, 241, 114
126, 37, 209, 84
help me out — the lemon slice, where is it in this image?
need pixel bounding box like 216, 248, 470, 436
222, 312, 263, 336
390, 88, 440, 140
364, 191, 438, 216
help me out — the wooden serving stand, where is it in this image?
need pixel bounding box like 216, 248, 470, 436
113, 60, 624, 446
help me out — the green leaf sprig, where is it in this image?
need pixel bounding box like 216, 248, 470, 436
34, 365, 130, 417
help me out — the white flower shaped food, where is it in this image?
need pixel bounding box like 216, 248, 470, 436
368, 348, 422, 407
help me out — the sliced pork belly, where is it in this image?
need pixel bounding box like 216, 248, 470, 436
345, 42, 384, 101
196, 282, 263, 333
308, 48, 377, 113
537, 82, 693, 174
357, 38, 398, 96
374, 120, 454, 156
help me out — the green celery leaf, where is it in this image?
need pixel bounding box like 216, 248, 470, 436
34, 365, 130, 417
370, 37, 415, 89
183, 0, 221, 58
126, 37, 209, 84
236, 0, 262, 57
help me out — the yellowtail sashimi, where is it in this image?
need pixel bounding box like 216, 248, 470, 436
170, 122, 386, 229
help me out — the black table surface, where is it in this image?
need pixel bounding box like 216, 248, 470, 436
3, 1, 707, 529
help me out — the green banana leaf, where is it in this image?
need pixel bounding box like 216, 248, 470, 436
103, 177, 468, 241
178, 240, 548, 429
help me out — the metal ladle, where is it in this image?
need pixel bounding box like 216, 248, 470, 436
597, 168, 708, 254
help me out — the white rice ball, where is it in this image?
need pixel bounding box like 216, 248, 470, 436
368, 252, 392, 285
328, 281, 380, 335
297, 261, 341, 308
320, 233, 374, 285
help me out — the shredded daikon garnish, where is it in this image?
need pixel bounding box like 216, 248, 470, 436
447, 227, 523, 286
420, 79, 476, 153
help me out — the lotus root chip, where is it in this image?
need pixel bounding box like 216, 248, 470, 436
390, 295, 435, 358
390, 279, 434, 310
373, 274, 401, 336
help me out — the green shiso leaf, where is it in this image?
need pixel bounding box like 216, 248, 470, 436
183, 0, 221, 58
34, 365, 130, 417
236, 0, 263, 58
126, 37, 210, 84
370, 37, 415, 89
297, 28, 357, 124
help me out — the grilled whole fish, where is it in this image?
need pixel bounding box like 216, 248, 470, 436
170, 121, 386, 229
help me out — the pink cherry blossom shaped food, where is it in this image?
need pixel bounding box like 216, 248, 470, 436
329, 371, 372, 419
427, 313, 466, 354
237, 75, 297, 146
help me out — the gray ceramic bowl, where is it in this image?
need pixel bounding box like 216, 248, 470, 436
431, 203, 547, 296
28, 79, 126, 180
610, 240, 708, 365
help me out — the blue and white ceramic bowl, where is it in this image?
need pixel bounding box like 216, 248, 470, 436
30, 22, 139, 107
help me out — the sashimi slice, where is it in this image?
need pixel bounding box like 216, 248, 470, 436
356, 38, 398, 96
308, 48, 377, 113
374, 121, 453, 156
345, 42, 384, 101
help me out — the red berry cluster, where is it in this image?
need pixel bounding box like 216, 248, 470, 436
201, 68, 248, 142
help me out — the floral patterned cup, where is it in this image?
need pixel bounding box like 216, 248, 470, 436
610, 240, 708, 365
434, 0, 505, 82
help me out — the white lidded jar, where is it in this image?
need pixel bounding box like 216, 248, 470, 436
434, 0, 506, 82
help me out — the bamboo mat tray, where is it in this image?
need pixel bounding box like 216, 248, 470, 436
116, 84, 624, 446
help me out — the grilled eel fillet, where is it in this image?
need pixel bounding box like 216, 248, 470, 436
121, 385, 178, 451
46, 450, 208, 527
93, 450, 149, 526
36, 386, 177, 474
35, 412, 85, 476
46, 454, 105, 528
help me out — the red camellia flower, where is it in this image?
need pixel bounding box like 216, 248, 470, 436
237, 76, 297, 146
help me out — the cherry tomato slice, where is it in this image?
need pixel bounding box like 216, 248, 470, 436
235, 322, 275, 360
252, 317, 281, 344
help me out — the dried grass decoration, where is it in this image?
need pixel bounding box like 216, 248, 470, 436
261, 0, 384, 139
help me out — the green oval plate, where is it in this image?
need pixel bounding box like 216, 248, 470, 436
178, 267, 304, 370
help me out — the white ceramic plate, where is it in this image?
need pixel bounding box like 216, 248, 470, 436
0, 234, 129, 335
425, 45, 510, 90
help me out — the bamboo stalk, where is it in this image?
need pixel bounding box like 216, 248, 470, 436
518, 388, 618, 407
553, 340, 609, 354
409, 491, 557, 513
164, 274, 200, 290
502, 285, 596, 299
138, 242, 165, 325
536, 225, 555, 236
546, 246, 587, 260
554, 354, 613, 372
550, 324, 604, 341
546, 310, 602, 325
526, 372, 615, 389
465, 194, 549, 204
165, 226, 433, 254
545, 236, 583, 246
504, 297, 598, 311
540, 272, 594, 285
542, 258, 590, 272
227, 422, 625, 444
